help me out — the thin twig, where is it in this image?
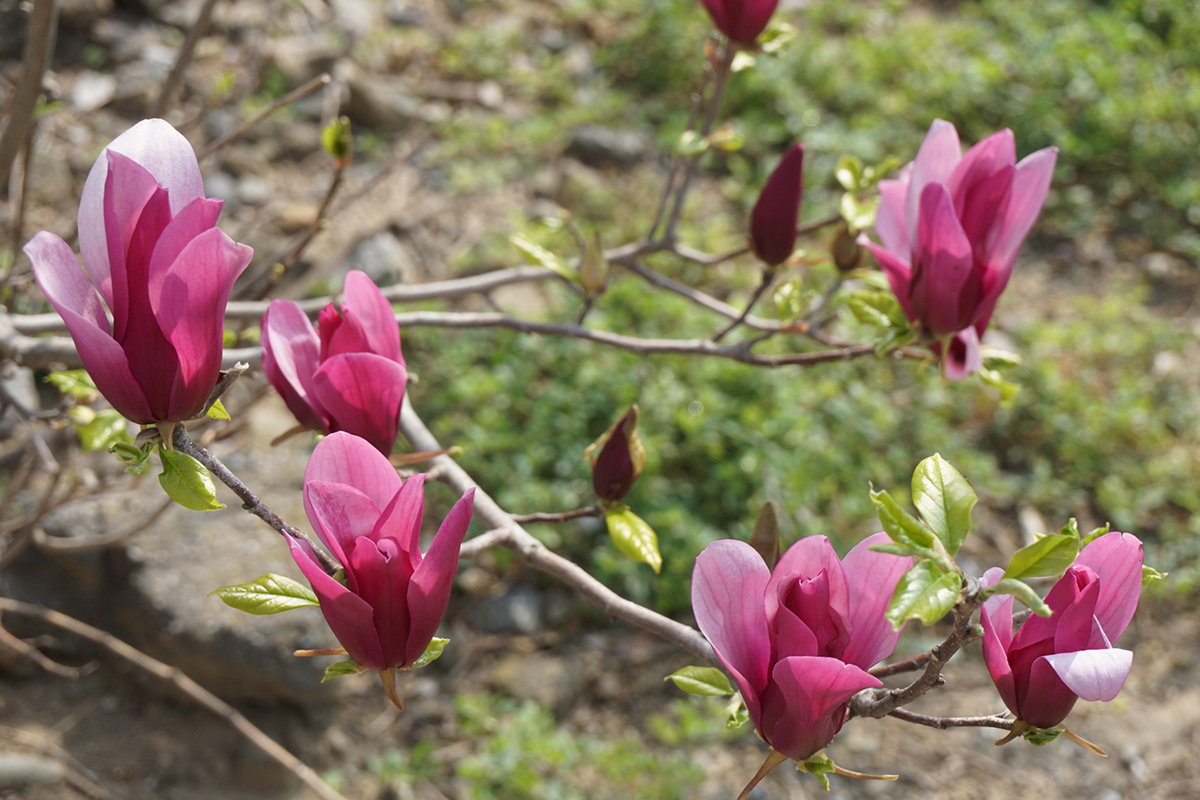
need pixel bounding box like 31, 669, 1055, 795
647, 47, 715, 239
171, 425, 339, 575
887, 708, 1014, 731
711, 268, 775, 342
0, 623, 95, 679
868, 650, 933, 678
7, 123, 36, 268
0, 0, 57, 193
399, 395, 719, 666
32, 497, 173, 553
0, 598, 349, 800
510, 506, 604, 524
198, 73, 332, 161
149, 0, 220, 118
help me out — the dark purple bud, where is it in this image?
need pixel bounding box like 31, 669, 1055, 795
750, 144, 804, 266
586, 405, 644, 502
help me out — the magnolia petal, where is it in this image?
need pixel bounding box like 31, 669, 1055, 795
145, 196, 222, 308
1053, 568, 1102, 654
1043, 648, 1133, 703
25, 232, 155, 423
1074, 531, 1143, 644
840, 532, 914, 669
1023, 655, 1081, 728
766, 656, 881, 761
986, 146, 1058, 276
334, 270, 404, 364
304, 431, 403, 511
312, 354, 408, 455
372, 474, 426, 568
691, 540, 771, 725
405, 489, 474, 665
766, 536, 848, 631
261, 300, 327, 431
287, 537, 385, 670
941, 327, 983, 381
947, 129, 1016, 249
874, 178, 911, 259
912, 182, 975, 335
304, 480, 383, 571
100, 152, 166, 340
905, 119, 961, 245
346, 536, 412, 668
860, 238, 916, 323
980, 589, 1018, 714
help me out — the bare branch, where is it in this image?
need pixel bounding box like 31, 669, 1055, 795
198, 73, 332, 161
887, 708, 1014, 731
149, 0, 220, 118
0, 0, 57, 193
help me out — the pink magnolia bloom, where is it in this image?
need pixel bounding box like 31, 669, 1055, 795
859, 119, 1057, 379
698, 0, 780, 45
261, 270, 407, 455
980, 532, 1143, 729
25, 119, 253, 424
692, 534, 912, 761
750, 144, 804, 267
290, 432, 474, 677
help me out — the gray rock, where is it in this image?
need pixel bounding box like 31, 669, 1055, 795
472, 584, 543, 636
344, 72, 423, 132
70, 70, 117, 112
264, 36, 347, 91
488, 652, 582, 709
237, 175, 272, 207
565, 125, 652, 168
348, 231, 411, 286
203, 171, 239, 213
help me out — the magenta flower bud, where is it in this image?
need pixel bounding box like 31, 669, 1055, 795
692, 534, 912, 762
698, 0, 781, 45
25, 119, 253, 425
261, 270, 407, 455
586, 405, 645, 502
980, 532, 1143, 729
290, 432, 474, 677
859, 119, 1057, 379
750, 144, 804, 267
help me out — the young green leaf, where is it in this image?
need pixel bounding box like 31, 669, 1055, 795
1081, 523, 1112, 546
870, 488, 935, 556
911, 454, 977, 556
409, 637, 449, 670
835, 155, 864, 192
1142, 565, 1167, 587
800, 753, 836, 791
725, 695, 749, 728
210, 573, 319, 614
1003, 533, 1081, 581
322, 660, 367, 683
159, 447, 226, 511
205, 399, 231, 421
988, 577, 1052, 617
605, 505, 662, 573
664, 666, 734, 697
75, 409, 130, 452
44, 369, 99, 400
510, 234, 577, 284
886, 561, 962, 630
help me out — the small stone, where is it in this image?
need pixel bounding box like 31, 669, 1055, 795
348, 231, 411, 286
472, 584, 543, 635
565, 125, 652, 168
277, 203, 320, 233
202, 172, 239, 211
237, 176, 271, 207
488, 652, 581, 708
69, 70, 117, 112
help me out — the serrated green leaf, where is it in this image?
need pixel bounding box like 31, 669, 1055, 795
322, 660, 367, 683
210, 573, 319, 614
800, 753, 835, 791
44, 369, 98, 400
1003, 533, 1081, 581
870, 488, 935, 555
989, 577, 1052, 617
1142, 565, 1167, 587
835, 155, 864, 192
409, 637, 449, 669
74, 409, 130, 452
664, 666, 734, 697
158, 447, 225, 511
886, 561, 961, 630
912, 454, 976, 556
725, 694, 749, 728
605, 506, 662, 573
510, 234, 576, 283
205, 399, 230, 421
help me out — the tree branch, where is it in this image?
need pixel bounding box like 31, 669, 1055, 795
0, 0, 57, 193
887, 708, 1014, 731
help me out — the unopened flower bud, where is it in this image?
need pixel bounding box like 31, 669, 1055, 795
584, 405, 645, 502
750, 144, 804, 267
830, 223, 863, 272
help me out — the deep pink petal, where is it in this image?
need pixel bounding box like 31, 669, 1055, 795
1043, 648, 1132, 703
750, 144, 804, 267
985, 146, 1058, 275
373, 474, 426, 570
941, 327, 983, 381
304, 431, 402, 509
1052, 568, 1101, 654
25, 232, 155, 423
764, 656, 881, 760
874, 178, 911, 259
288, 537, 384, 670
766, 536, 848, 630
774, 571, 845, 658
911, 182, 976, 335
1074, 531, 1143, 643
980, 590, 1019, 715
303, 480, 383, 571
860, 238, 916, 322
332, 270, 404, 364
1023, 655, 1081, 728
153, 226, 253, 420
405, 489, 474, 665
312, 354, 408, 455
839, 532, 914, 669
691, 540, 771, 724
947, 129, 1016, 250
347, 537, 412, 668
261, 300, 327, 432
1011, 565, 1095, 652
905, 119, 961, 245
101, 152, 166, 341
145, 196, 222, 308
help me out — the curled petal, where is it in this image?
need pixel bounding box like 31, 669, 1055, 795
304, 431, 403, 510
405, 489, 475, 665
347, 537, 413, 668
304, 480, 383, 571
288, 537, 384, 670
1074, 531, 1143, 644
980, 586, 1018, 714
941, 327, 983, 381
766, 536, 847, 631
335, 270, 404, 364
984, 146, 1058, 276
764, 656, 881, 761
873, 178, 911, 259
1043, 648, 1133, 703
840, 532, 913, 669
313, 354, 408, 455
262, 300, 327, 431
911, 182, 975, 335
904, 119, 961, 245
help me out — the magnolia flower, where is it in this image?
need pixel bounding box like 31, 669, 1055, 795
860, 119, 1057, 379
26, 119, 252, 424
698, 0, 780, 45
290, 432, 474, 707
981, 532, 1143, 730
692, 534, 912, 762
261, 270, 407, 455
750, 144, 804, 267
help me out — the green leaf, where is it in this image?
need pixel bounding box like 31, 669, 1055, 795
322, 660, 367, 683
321, 116, 352, 165
209, 573, 319, 614
1024, 728, 1061, 746
158, 447, 226, 511
205, 399, 230, 421
725, 695, 749, 728
1060, 518, 1081, 538
978, 367, 1021, 405
911, 454, 976, 556
1081, 523, 1112, 546
1142, 565, 1167, 587
707, 124, 745, 153
605, 506, 662, 573
74, 409, 130, 452
44, 369, 99, 400
989, 577, 1052, 617
886, 561, 961, 630
663, 666, 734, 697
675, 130, 709, 157
846, 289, 905, 329
510, 234, 576, 284
109, 440, 155, 475
729, 51, 756, 72
839, 192, 880, 232
868, 542, 928, 558
835, 155, 864, 192
1003, 533, 1081, 581
773, 277, 807, 321
859, 156, 903, 189
800, 753, 835, 791
409, 637, 449, 669
869, 488, 935, 555
757, 21, 796, 55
